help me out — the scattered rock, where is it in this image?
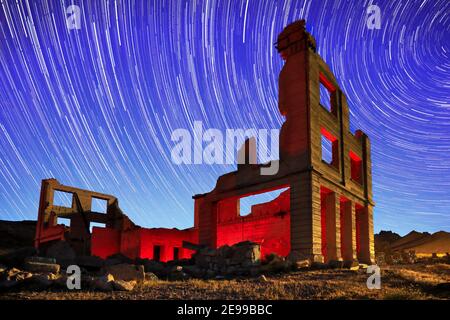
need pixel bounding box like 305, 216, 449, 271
329, 260, 344, 269
258, 275, 268, 282
145, 272, 158, 281
349, 265, 360, 271
7, 267, 22, 279
294, 259, 311, 270
25, 256, 57, 264
15, 271, 33, 281
23, 261, 60, 274
30, 274, 53, 289
113, 280, 137, 291
104, 263, 145, 282
260, 254, 291, 273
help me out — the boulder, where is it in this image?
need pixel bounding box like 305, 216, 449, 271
45, 241, 76, 266
75, 255, 104, 269
350, 265, 360, 271
23, 261, 60, 274
231, 242, 260, 265
113, 280, 137, 291
14, 271, 33, 281
168, 265, 189, 280
142, 260, 166, 274
54, 275, 69, 288
104, 263, 145, 282
7, 267, 22, 280
92, 274, 114, 291
343, 260, 359, 269
107, 253, 134, 264
25, 256, 57, 264
145, 272, 158, 281
182, 265, 203, 278
30, 274, 54, 290
261, 254, 290, 273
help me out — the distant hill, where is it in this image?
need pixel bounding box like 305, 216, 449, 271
0, 220, 36, 255
375, 230, 450, 254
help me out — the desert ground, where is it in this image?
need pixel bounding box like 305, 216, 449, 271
1, 263, 449, 300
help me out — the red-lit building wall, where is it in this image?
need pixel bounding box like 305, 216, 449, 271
139, 228, 197, 261
91, 226, 198, 262
216, 190, 291, 258
92, 191, 290, 262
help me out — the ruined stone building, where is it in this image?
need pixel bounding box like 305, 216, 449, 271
34, 20, 375, 265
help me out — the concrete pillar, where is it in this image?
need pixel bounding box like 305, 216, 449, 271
321, 190, 341, 263
358, 205, 375, 264
340, 198, 356, 262
290, 172, 323, 262
197, 199, 218, 248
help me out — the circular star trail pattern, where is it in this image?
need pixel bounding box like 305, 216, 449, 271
0, 0, 449, 235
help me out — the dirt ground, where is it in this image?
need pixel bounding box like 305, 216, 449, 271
1, 263, 449, 300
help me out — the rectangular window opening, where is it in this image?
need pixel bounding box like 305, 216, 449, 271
57, 217, 70, 227
319, 73, 335, 113
321, 128, 339, 169
239, 187, 290, 217
53, 190, 73, 208
173, 247, 180, 261
350, 151, 363, 184
320, 82, 332, 112
90, 222, 105, 232
153, 245, 162, 261
91, 197, 108, 213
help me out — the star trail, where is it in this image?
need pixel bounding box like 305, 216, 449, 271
0, 0, 449, 235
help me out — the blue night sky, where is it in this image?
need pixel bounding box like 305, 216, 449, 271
0, 0, 449, 236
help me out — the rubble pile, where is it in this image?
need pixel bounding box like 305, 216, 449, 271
0, 240, 382, 293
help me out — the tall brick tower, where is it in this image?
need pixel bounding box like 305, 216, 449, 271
194, 20, 375, 265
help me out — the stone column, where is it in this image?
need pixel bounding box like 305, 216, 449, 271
290, 172, 324, 263
322, 190, 341, 263
340, 199, 356, 262
357, 205, 375, 264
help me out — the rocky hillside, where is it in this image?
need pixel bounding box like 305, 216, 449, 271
375, 230, 450, 254
0, 220, 36, 255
